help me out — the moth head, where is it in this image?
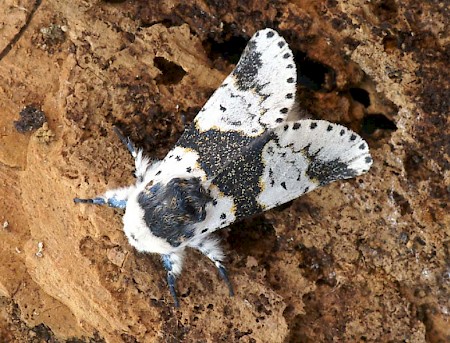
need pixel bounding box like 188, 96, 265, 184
123, 177, 212, 253
122, 192, 174, 255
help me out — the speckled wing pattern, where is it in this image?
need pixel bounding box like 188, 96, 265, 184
222, 120, 371, 218
175, 28, 297, 178
144, 28, 372, 236
139, 29, 296, 183
193, 120, 372, 233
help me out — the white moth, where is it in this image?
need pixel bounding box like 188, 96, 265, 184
75, 28, 372, 307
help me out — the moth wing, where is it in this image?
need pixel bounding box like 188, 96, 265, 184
138, 28, 298, 236
173, 28, 297, 181
255, 120, 372, 211
194, 119, 372, 232
189, 28, 297, 136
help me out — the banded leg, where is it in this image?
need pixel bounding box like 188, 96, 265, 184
192, 237, 234, 296
74, 186, 133, 209
161, 253, 184, 307
113, 127, 156, 182
113, 126, 136, 157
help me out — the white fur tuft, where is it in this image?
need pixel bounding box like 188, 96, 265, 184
104, 186, 136, 201
189, 235, 225, 263
164, 251, 185, 275
122, 193, 175, 255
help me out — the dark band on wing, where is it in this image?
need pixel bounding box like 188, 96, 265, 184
178, 125, 274, 219
177, 126, 257, 178
210, 131, 274, 219
232, 40, 263, 92
302, 144, 359, 186
232, 39, 271, 99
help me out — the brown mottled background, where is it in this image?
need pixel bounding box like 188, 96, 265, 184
0, 0, 448, 342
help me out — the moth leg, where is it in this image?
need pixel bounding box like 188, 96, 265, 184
74, 186, 134, 209
113, 126, 136, 158
113, 127, 157, 182
216, 262, 234, 296
192, 237, 234, 296
161, 253, 184, 307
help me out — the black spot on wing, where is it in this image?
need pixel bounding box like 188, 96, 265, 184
139, 178, 212, 247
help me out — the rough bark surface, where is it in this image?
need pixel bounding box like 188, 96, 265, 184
0, 0, 448, 342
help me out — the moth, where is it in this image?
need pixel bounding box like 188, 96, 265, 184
74, 28, 372, 307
